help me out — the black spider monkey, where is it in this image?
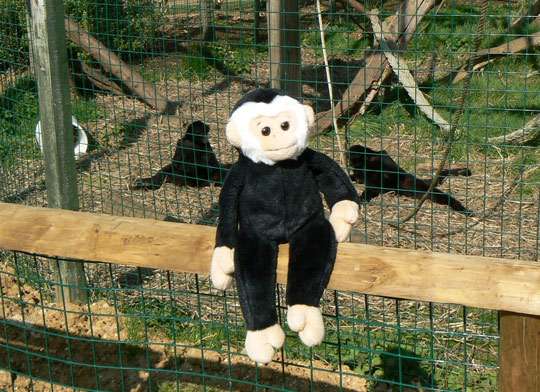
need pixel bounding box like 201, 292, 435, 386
131, 121, 229, 190
348, 144, 472, 215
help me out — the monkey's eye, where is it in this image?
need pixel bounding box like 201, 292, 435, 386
281, 122, 289, 131
261, 126, 271, 136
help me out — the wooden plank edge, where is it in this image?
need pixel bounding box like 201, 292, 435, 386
1, 202, 540, 315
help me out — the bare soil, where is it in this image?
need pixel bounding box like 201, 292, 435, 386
0, 265, 372, 391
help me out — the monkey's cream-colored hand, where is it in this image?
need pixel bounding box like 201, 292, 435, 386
210, 246, 235, 290
329, 200, 359, 242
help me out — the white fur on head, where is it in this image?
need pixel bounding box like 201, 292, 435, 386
226, 95, 311, 165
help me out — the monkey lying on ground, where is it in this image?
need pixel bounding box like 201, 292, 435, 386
131, 121, 229, 190
348, 144, 472, 214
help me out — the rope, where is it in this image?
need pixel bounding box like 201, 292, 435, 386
398, 0, 490, 224
316, 0, 348, 167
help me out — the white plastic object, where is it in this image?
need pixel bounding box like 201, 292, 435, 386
35, 116, 88, 160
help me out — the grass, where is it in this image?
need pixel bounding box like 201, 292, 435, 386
0, 77, 39, 164
115, 282, 499, 392
0, 76, 106, 165
167, 40, 267, 82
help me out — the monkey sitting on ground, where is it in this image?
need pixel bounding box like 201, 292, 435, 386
348, 144, 472, 215
131, 121, 229, 190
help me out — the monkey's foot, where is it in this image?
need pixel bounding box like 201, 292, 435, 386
287, 305, 325, 347
245, 324, 285, 364
210, 246, 235, 290
130, 177, 162, 191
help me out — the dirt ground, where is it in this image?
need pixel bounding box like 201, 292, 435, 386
0, 265, 375, 391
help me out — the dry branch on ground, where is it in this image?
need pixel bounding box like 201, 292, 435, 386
450, 32, 540, 84
488, 113, 540, 145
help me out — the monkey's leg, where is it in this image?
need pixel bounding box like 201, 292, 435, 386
130, 164, 171, 190
430, 189, 471, 214
361, 187, 382, 202
235, 230, 284, 363
399, 175, 471, 214
286, 216, 336, 346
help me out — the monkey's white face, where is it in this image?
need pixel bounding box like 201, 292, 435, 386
226, 95, 314, 165
248, 110, 301, 162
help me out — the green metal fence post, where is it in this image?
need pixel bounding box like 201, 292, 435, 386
28, 0, 87, 304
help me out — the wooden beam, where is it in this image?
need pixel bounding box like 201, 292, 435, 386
1, 203, 540, 316
500, 312, 540, 391
315, 0, 435, 133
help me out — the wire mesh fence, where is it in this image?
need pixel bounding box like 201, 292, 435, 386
0, 0, 539, 390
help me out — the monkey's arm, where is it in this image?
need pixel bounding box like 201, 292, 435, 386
308, 149, 360, 241
215, 163, 243, 248
211, 163, 244, 289
309, 149, 360, 207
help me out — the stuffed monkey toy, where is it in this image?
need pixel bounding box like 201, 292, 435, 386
211, 88, 360, 363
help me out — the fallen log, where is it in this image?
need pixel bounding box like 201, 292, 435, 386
451, 32, 540, 84
64, 16, 176, 114
488, 113, 540, 145
370, 12, 452, 135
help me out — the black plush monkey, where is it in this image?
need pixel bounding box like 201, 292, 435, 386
348, 144, 471, 214
131, 121, 228, 190
211, 89, 360, 363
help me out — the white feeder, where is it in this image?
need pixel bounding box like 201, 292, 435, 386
35, 116, 88, 160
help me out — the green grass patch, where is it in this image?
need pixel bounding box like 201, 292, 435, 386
0, 77, 40, 164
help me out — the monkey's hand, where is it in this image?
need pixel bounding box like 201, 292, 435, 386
210, 246, 235, 290
329, 200, 359, 242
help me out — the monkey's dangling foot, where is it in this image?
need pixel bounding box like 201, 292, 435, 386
245, 324, 285, 364
287, 305, 325, 347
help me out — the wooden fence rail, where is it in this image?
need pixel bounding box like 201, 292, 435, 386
0, 202, 539, 316
0, 202, 539, 390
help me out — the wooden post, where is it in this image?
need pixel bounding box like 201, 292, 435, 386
268, 0, 302, 98
201, 0, 215, 42
29, 0, 87, 304
499, 311, 540, 391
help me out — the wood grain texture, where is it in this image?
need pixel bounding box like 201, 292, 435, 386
268, 0, 301, 98
500, 311, 540, 392
1, 202, 540, 315
29, 0, 86, 303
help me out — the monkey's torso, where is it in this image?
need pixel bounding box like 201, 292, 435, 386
216, 148, 359, 248
215, 147, 359, 330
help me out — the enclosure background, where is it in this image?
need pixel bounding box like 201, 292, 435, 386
0, 0, 538, 390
